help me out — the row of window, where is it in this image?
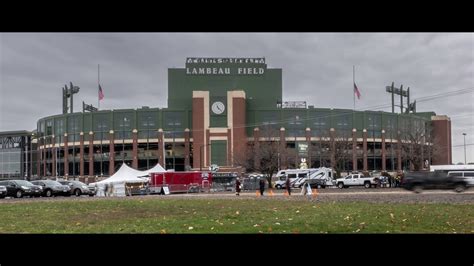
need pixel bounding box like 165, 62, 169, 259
255, 111, 424, 133
39, 111, 187, 137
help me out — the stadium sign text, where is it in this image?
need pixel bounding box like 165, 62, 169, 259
186, 67, 264, 75
185, 57, 266, 75
186, 58, 265, 64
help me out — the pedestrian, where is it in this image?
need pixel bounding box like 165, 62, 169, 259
387, 175, 392, 188
104, 183, 109, 197
285, 176, 291, 196
259, 179, 265, 196
109, 183, 114, 197
235, 178, 241, 196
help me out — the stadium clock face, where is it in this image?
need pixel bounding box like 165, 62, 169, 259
211, 101, 225, 115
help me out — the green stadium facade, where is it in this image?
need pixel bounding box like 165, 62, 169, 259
0, 58, 452, 181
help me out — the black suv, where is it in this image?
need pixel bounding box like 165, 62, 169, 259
401, 171, 469, 193
0, 180, 42, 198
31, 180, 71, 197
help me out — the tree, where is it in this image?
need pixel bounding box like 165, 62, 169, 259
332, 129, 353, 178
234, 126, 285, 188
400, 119, 438, 171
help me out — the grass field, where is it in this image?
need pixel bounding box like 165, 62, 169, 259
0, 197, 473, 233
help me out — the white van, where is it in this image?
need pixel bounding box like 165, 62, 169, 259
274, 169, 318, 189
447, 171, 474, 187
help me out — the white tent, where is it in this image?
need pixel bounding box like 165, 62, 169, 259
137, 163, 167, 181
92, 163, 146, 185
91, 163, 147, 196
143, 163, 166, 174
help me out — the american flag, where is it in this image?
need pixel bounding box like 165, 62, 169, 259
354, 82, 361, 100
99, 84, 104, 101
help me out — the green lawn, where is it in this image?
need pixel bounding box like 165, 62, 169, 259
0, 198, 473, 233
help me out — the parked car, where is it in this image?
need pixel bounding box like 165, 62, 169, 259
402, 171, 469, 193
30, 180, 71, 197
88, 184, 97, 196
58, 180, 96, 196
0, 180, 42, 198
0, 185, 6, 198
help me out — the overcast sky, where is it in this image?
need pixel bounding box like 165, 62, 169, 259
0, 33, 473, 163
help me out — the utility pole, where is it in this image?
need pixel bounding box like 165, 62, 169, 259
463, 133, 467, 164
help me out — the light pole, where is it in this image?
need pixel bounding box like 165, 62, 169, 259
200, 143, 211, 171
463, 133, 467, 165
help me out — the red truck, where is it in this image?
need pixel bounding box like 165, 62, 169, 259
149, 171, 212, 194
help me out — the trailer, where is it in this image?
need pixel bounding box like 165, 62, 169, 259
149, 171, 212, 194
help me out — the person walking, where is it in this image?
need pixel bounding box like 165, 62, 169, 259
235, 178, 241, 196
285, 176, 291, 196
109, 183, 114, 197
259, 179, 265, 196
104, 183, 109, 197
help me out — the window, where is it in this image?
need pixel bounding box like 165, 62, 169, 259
115, 113, 133, 139
311, 112, 331, 137
46, 120, 53, 136
288, 174, 297, 179
138, 113, 156, 129
55, 119, 65, 143
367, 114, 381, 138
94, 114, 109, 140
259, 111, 279, 127
163, 112, 184, 128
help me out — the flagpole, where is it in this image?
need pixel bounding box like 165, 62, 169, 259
98, 64, 100, 110
353, 65, 355, 111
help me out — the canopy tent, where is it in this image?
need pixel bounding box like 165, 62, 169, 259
91, 163, 147, 186
143, 163, 166, 174
90, 164, 148, 197
137, 163, 167, 181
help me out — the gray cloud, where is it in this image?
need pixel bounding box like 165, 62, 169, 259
1, 33, 473, 163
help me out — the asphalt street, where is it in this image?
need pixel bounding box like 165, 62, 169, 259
1, 188, 473, 204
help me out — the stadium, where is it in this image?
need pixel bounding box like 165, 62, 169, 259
0, 57, 452, 181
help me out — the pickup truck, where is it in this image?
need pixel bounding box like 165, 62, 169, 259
335, 174, 379, 189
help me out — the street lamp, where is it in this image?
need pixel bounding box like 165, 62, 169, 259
463, 133, 467, 165
200, 143, 211, 171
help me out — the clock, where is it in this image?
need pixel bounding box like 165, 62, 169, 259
211, 101, 225, 115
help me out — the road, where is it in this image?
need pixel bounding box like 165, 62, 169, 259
1, 187, 473, 204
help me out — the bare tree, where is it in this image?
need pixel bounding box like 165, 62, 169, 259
308, 132, 331, 169
234, 126, 285, 188
333, 129, 353, 178
400, 119, 437, 171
